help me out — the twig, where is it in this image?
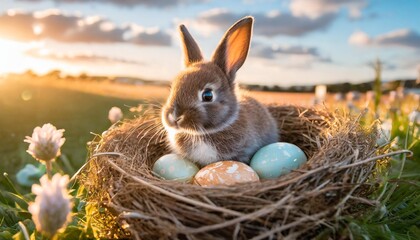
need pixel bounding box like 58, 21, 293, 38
184, 194, 292, 234
255, 166, 330, 193
92, 152, 127, 158
250, 211, 329, 240
336, 150, 412, 169
70, 152, 126, 182
348, 196, 379, 206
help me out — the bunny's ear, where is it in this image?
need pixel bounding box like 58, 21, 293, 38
211, 16, 253, 82
179, 24, 203, 68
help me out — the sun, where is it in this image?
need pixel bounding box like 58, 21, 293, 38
0, 38, 58, 75
0, 38, 27, 74
32, 24, 44, 36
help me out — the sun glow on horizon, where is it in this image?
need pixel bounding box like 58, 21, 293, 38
0, 36, 179, 81
0, 38, 71, 76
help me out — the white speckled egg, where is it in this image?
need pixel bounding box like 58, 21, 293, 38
193, 161, 259, 187
250, 142, 307, 179
152, 154, 199, 182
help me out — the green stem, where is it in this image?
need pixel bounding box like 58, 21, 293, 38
2, 172, 22, 195
45, 160, 53, 179
381, 124, 410, 204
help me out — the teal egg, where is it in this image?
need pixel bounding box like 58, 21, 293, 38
152, 154, 199, 182
250, 142, 307, 179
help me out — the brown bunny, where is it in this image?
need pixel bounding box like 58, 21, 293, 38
161, 16, 278, 166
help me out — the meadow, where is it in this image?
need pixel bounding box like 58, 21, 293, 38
0, 76, 419, 239
0, 78, 141, 177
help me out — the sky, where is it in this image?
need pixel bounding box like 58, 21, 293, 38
0, 0, 419, 86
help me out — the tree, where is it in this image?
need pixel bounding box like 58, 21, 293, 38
45, 70, 61, 79
24, 69, 38, 78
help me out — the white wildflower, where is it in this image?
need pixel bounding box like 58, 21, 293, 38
346, 91, 361, 102
108, 106, 123, 123
377, 119, 392, 146
24, 123, 65, 162
28, 173, 73, 237
314, 85, 327, 103
365, 91, 375, 102
409, 110, 420, 125
388, 90, 397, 103
413, 94, 420, 102
334, 93, 344, 101
396, 86, 405, 99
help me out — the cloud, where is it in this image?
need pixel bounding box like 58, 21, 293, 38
348, 30, 370, 45
349, 29, 420, 49
375, 29, 420, 49
400, 59, 420, 70
126, 26, 172, 46
250, 43, 332, 68
25, 47, 143, 65
17, 0, 207, 8
0, 9, 171, 46
290, 0, 367, 19
194, 8, 336, 37
252, 44, 316, 58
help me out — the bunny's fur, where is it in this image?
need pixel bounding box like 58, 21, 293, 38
161, 17, 278, 166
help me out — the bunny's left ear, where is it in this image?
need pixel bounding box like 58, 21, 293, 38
211, 16, 253, 82
179, 24, 203, 68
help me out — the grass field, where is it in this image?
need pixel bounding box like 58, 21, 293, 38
0, 78, 141, 176
0, 77, 418, 239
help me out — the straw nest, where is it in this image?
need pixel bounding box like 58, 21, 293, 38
81, 105, 393, 239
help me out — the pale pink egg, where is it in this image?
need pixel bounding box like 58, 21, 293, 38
193, 161, 259, 187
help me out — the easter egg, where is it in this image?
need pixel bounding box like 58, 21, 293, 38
152, 154, 199, 182
193, 161, 259, 187
250, 142, 307, 179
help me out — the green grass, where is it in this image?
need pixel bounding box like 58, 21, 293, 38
346, 108, 420, 239
0, 79, 140, 177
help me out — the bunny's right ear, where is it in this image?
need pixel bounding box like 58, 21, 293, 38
211, 17, 253, 83
179, 25, 203, 68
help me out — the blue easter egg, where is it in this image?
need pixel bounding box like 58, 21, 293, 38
152, 154, 199, 182
250, 142, 307, 179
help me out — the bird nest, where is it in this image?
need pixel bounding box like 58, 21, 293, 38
80, 105, 394, 239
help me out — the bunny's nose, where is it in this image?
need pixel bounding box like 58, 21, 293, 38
168, 112, 184, 128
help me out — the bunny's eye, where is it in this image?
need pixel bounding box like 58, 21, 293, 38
202, 89, 213, 102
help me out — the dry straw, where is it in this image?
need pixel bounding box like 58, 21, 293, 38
80, 105, 408, 239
